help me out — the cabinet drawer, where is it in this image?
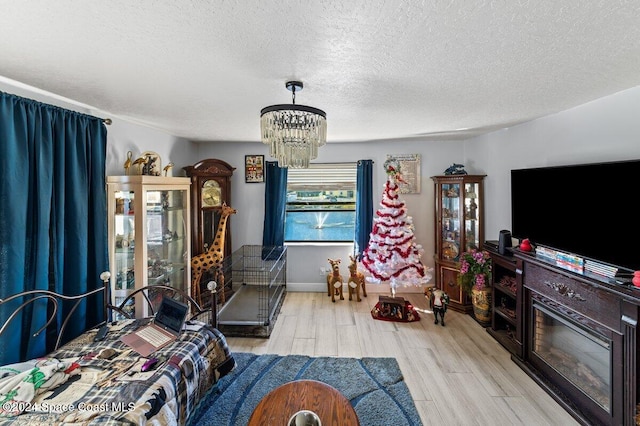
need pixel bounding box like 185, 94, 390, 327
439, 266, 462, 304
524, 262, 620, 330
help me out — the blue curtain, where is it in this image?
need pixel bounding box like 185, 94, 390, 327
0, 92, 108, 365
262, 161, 288, 248
355, 159, 374, 256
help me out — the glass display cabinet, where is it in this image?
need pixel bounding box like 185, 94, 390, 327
431, 175, 485, 313
107, 176, 191, 318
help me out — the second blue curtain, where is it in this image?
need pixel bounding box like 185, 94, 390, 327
262, 161, 288, 247
355, 159, 374, 256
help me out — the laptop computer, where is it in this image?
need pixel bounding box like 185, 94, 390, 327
120, 297, 189, 357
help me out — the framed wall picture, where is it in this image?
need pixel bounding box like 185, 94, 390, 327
245, 155, 265, 183
386, 154, 421, 193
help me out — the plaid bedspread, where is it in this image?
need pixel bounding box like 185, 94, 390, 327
0, 319, 235, 425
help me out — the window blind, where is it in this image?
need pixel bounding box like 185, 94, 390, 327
286, 163, 357, 191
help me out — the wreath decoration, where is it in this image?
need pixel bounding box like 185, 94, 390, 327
384, 157, 401, 176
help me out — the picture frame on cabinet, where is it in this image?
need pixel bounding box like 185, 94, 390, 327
245, 155, 264, 183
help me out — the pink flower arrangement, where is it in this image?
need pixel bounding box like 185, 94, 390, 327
457, 249, 492, 292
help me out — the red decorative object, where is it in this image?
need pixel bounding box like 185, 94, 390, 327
632, 271, 640, 288
519, 238, 533, 252
370, 296, 420, 322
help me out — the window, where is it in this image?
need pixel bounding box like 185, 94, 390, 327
285, 163, 357, 242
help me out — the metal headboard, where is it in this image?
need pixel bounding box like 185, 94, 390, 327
108, 281, 218, 328
0, 272, 218, 352
0, 272, 110, 350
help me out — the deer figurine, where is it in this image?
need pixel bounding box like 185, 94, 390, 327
326, 258, 344, 303
347, 254, 367, 302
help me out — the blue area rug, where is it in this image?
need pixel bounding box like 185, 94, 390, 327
188, 352, 423, 426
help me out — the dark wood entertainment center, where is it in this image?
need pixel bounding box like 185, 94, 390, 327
487, 246, 639, 425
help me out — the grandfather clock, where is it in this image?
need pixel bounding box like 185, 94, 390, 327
183, 159, 235, 260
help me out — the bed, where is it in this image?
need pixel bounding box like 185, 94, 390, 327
0, 276, 236, 425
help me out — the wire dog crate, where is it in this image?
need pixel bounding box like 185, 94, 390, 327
216, 245, 287, 337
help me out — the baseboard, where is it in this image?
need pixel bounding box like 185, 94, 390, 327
286, 282, 327, 292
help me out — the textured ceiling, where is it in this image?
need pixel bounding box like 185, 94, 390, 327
1, 1, 640, 143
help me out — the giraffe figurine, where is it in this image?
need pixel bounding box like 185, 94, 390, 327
190, 203, 237, 305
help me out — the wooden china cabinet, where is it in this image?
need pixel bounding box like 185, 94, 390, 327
183, 159, 235, 261
431, 174, 485, 313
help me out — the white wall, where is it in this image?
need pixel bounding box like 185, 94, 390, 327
469, 85, 640, 243
104, 120, 195, 177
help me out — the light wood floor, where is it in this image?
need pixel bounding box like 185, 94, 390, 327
226, 290, 580, 425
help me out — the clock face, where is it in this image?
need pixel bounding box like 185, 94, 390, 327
201, 180, 221, 207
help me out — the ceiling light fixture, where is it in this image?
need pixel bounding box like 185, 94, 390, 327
260, 81, 326, 168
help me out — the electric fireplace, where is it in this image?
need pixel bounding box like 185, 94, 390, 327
514, 252, 639, 426
533, 303, 610, 410
528, 296, 619, 424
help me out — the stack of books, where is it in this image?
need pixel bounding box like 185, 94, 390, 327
584, 260, 618, 279
535, 246, 557, 262
535, 246, 584, 273
556, 252, 584, 273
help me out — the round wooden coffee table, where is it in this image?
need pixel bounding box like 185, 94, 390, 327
248, 379, 360, 425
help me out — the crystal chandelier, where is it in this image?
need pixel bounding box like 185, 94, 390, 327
260, 81, 326, 168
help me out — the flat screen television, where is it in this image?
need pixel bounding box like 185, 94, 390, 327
511, 159, 640, 272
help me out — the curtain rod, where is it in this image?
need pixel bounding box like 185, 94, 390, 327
0, 87, 112, 125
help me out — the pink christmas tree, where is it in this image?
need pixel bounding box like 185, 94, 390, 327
361, 159, 433, 295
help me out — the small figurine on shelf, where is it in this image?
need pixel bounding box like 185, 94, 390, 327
163, 162, 174, 177
132, 156, 148, 175
444, 163, 467, 175
161, 192, 170, 209
162, 228, 174, 241
126, 270, 135, 289
124, 151, 133, 175
142, 155, 160, 176
466, 199, 477, 220
115, 271, 124, 290
519, 238, 533, 252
